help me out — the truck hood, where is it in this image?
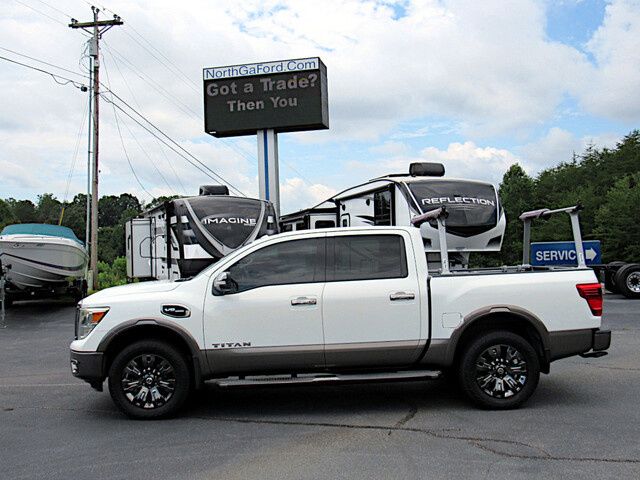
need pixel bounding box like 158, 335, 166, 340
82, 280, 181, 305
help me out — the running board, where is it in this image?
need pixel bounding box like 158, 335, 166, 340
213, 370, 442, 388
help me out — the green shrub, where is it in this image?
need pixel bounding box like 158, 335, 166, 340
97, 257, 128, 290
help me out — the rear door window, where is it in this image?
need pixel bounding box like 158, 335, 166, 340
328, 235, 407, 282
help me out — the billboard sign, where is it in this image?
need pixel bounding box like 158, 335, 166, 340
203, 57, 329, 138
530, 240, 602, 266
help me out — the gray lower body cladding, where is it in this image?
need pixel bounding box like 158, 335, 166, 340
420, 328, 611, 368
204, 340, 423, 376
71, 330, 610, 384
70, 350, 105, 390
547, 328, 611, 361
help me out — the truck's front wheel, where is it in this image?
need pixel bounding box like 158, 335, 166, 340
458, 331, 540, 409
108, 340, 192, 419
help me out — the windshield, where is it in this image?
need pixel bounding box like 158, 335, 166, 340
408, 180, 498, 228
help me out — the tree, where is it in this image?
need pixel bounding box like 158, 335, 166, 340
99, 194, 142, 227
595, 174, 640, 262
98, 224, 125, 264
145, 195, 180, 210
36, 193, 62, 225
60, 194, 88, 242
5, 199, 37, 223
496, 164, 535, 265
0, 199, 16, 230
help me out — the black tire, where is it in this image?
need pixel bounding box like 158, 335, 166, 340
604, 261, 626, 293
615, 263, 640, 299
604, 270, 620, 294
108, 340, 192, 419
458, 331, 540, 409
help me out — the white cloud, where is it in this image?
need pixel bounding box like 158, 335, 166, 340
518, 127, 621, 173
369, 141, 410, 156
579, 0, 640, 121
419, 142, 520, 183
279, 177, 337, 212
347, 140, 520, 186
518, 127, 579, 171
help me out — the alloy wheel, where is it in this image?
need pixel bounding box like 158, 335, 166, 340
475, 344, 528, 399
626, 272, 640, 293
121, 354, 176, 409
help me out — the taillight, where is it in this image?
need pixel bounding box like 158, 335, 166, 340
576, 283, 603, 316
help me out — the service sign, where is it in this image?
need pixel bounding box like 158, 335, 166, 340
203, 57, 329, 137
530, 240, 602, 266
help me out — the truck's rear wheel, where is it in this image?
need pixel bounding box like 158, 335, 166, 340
108, 340, 192, 419
615, 263, 640, 299
458, 331, 540, 409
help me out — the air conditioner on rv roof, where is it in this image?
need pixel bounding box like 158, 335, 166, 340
409, 162, 445, 177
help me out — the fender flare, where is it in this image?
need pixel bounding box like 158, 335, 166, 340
424, 305, 551, 369
97, 318, 211, 384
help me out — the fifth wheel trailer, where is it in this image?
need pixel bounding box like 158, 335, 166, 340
281, 162, 505, 268
126, 186, 278, 281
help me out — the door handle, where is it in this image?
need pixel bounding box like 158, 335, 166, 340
390, 292, 415, 301
291, 296, 317, 306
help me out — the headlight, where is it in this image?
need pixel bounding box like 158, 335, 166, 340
76, 307, 109, 340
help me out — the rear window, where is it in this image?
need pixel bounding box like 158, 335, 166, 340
328, 235, 407, 282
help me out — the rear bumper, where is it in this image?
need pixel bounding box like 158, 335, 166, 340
70, 350, 105, 391
548, 328, 611, 362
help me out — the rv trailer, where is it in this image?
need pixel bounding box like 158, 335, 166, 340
280, 163, 505, 267
126, 186, 278, 281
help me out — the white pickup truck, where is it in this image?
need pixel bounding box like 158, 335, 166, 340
70, 207, 610, 419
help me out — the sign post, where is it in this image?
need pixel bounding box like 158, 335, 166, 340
257, 129, 280, 216
203, 57, 329, 215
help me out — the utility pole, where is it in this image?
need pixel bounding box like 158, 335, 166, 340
69, 7, 123, 291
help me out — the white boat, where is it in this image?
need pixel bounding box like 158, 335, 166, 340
0, 224, 88, 292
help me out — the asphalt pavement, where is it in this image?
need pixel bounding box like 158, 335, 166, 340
0, 294, 638, 479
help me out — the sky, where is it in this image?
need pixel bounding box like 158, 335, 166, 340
1, 0, 639, 214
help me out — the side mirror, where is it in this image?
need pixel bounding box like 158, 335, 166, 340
212, 271, 235, 295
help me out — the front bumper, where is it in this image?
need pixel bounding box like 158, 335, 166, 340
70, 350, 105, 391
548, 328, 611, 362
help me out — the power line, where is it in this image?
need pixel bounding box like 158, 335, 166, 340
107, 91, 246, 196
104, 48, 188, 195
83, 1, 311, 193
103, 42, 201, 119
13, 0, 90, 36
14, 0, 66, 25
102, 53, 178, 196
100, 44, 246, 195
0, 55, 88, 90
63, 95, 90, 203
97, 68, 246, 195
0, 46, 88, 79
101, 92, 246, 196
111, 105, 154, 200
79, 0, 197, 92
32, 0, 74, 20
99, 84, 236, 187
100, 42, 263, 170
121, 29, 199, 94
